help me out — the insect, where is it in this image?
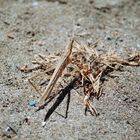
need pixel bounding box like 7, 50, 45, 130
39, 38, 104, 115
19, 38, 140, 120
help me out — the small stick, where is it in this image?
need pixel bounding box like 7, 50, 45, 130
28, 79, 42, 95
84, 95, 98, 116
17, 65, 41, 73
6, 125, 17, 135
40, 38, 74, 102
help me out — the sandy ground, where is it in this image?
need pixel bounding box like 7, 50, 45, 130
0, 0, 140, 139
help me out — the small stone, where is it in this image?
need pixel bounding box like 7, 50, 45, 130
5, 127, 11, 132
41, 122, 46, 127
32, 2, 38, 7
107, 37, 112, 41
29, 100, 38, 107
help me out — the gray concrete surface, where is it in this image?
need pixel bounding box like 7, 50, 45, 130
0, 0, 140, 139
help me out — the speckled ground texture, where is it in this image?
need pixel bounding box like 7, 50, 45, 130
0, 0, 140, 140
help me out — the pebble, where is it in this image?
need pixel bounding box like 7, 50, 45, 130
29, 100, 38, 107
41, 122, 46, 127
